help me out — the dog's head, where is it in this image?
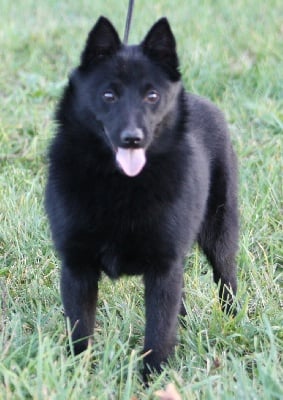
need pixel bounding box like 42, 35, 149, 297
67, 17, 183, 177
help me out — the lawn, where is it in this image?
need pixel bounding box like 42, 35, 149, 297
0, 0, 282, 399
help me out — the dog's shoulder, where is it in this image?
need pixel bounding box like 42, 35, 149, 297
186, 92, 226, 127
184, 91, 229, 144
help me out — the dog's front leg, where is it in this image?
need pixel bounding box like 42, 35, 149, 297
61, 265, 99, 355
143, 265, 183, 380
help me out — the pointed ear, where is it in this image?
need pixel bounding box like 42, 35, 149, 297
80, 17, 122, 67
142, 18, 180, 81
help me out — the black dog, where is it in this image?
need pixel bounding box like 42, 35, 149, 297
45, 17, 238, 379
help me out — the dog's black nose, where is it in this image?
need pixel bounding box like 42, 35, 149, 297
121, 129, 144, 147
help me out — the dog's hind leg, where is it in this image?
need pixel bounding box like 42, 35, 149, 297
198, 162, 239, 315
198, 212, 238, 315
179, 275, 187, 318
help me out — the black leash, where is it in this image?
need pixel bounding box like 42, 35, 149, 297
123, 0, 135, 44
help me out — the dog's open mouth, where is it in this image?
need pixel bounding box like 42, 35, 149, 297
116, 147, 146, 177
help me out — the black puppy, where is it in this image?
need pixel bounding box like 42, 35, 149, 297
45, 17, 238, 378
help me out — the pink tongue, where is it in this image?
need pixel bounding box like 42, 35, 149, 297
116, 148, 146, 177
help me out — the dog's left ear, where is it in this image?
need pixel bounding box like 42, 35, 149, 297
80, 16, 122, 68
142, 18, 180, 81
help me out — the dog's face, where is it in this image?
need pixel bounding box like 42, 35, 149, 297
68, 17, 182, 176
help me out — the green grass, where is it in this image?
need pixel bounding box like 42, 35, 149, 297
0, 0, 282, 398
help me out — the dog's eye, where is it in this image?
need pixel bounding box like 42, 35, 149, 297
102, 90, 117, 103
144, 90, 160, 104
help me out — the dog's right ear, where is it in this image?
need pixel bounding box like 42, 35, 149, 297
80, 17, 121, 68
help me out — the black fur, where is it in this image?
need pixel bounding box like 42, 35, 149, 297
45, 17, 238, 379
